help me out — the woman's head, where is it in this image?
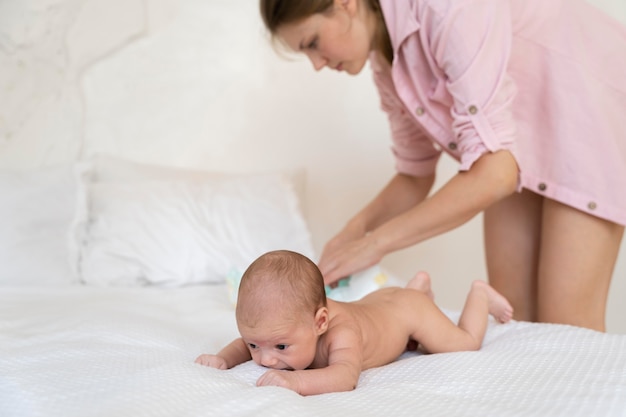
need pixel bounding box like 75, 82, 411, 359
260, 0, 334, 35
259, 0, 392, 74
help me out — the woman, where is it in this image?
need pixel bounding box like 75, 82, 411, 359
259, 0, 626, 331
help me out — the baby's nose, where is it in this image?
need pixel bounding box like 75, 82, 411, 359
260, 352, 278, 368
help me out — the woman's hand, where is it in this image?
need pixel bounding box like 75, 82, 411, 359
318, 221, 366, 285
318, 221, 364, 265
318, 173, 435, 285
318, 233, 383, 286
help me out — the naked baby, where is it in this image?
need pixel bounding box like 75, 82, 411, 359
195, 250, 513, 396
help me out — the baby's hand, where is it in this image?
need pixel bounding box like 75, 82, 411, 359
256, 369, 301, 393
195, 354, 228, 370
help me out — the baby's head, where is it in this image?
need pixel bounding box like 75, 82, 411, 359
236, 250, 329, 370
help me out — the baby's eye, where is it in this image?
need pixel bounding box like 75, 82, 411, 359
275, 344, 288, 350
307, 38, 318, 50
248, 343, 257, 349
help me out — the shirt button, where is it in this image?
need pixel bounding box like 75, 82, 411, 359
468, 105, 478, 115
538, 183, 547, 191
588, 202, 597, 210
415, 107, 425, 116
448, 142, 458, 151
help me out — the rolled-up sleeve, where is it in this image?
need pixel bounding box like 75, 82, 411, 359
427, 0, 519, 171
372, 67, 442, 177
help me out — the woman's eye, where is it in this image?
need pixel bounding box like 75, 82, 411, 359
276, 344, 287, 350
308, 38, 318, 50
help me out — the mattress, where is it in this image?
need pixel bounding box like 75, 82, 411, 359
1, 284, 625, 417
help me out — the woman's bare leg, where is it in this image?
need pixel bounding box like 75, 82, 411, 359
484, 190, 543, 322
537, 199, 624, 331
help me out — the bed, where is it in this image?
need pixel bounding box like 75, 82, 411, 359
1, 156, 626, 417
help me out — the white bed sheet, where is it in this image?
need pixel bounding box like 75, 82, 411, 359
1, 284, 625, 417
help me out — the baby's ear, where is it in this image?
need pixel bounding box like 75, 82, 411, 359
314, 307, 330, 335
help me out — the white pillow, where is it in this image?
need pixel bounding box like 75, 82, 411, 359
86, 154, 226, 183
0, 165, 77, 286
71, 157, 315, 287
85, 154, 308, 211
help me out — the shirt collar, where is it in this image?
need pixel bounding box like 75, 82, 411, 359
378, 0, 421, 59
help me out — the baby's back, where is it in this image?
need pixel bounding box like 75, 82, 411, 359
329, 287, 428, 369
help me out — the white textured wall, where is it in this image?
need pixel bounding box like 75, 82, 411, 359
0, 0, 624, 333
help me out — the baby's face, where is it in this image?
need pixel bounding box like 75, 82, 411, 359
238, 313, 320, 371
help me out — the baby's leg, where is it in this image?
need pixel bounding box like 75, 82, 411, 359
413, 280, 512, 354
455, 281, 513, 348
406, 271, 435, 301
405, 271, 435, 352
465, 280, 514, 324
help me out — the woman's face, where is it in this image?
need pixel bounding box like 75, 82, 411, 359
276, 2, 375, 75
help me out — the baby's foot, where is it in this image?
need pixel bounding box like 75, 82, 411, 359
406, 271, 435, 301
473, 280, 513, 323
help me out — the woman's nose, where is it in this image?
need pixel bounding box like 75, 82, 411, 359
307, 52, 327, 72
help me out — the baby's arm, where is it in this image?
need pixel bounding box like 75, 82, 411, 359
256, 327, 363, 395
195, 338, 251, 369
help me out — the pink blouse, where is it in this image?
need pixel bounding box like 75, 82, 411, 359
373, 0, 626, 225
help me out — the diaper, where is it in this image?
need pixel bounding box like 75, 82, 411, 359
226, 268, 243, 306
324, 265, 401, 302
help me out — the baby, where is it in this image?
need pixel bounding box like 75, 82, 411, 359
195, 250, 513, 396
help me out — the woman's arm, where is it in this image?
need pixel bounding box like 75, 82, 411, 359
375, 150, 517, 252
348, 172, 435, 235
320, 150, 518, 284
318, 172, 434, 274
